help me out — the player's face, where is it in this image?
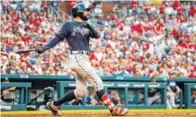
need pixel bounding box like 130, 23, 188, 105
79, 10, 88, 21
83, 9, 89, 17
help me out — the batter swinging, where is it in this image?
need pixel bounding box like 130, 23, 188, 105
35, 2, 128, 116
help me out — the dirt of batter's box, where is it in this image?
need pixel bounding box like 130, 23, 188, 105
2, 113, 196, 117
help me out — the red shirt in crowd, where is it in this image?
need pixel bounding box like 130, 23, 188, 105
117, 22, 124, 31
130, 0, 137, 7
177, 6, 186, 15
189, 73, 196, 78
33, 17, 42, 28
144, 6, 149, 13
190, 6, 196, 17
173, 0, 180, 10
172, 28, 179, 39
90, 54, 97, 61
20, 34, 30, 44
10, 11, 19, 22
155, 21, 164, 31
159, 5, 165, 14
189, 66, 196, 78
177, 16, 185, 24
131, 23, 143, 34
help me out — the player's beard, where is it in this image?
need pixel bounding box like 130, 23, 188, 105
81, 15, 88, 21
81, 12, 91, 21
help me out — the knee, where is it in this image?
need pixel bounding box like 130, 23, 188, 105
88, 71, 104, 91
74, 89, 88, 98
96, 81, 104, 91
91, 78, 104, 91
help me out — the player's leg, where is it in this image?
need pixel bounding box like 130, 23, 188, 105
46, 88, 76, 116
166, 99, 172, 109
73, 72, 89, 98
167, 92, 176, 108
148, 97, 154, 105
170, 94, 176, 108
74, 68, 128, 116
47, 73, 88, 116
46, 90, 76, 116
166, 92, 173, 109
53, 73, 88, 106
74, 55, 128, 116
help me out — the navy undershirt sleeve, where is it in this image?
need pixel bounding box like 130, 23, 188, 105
89, 25, 99, 38
89, 26, 99, 38
43, 22, 69, 49
43, 36, 62, 49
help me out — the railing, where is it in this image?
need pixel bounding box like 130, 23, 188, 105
1, 74, 196, 82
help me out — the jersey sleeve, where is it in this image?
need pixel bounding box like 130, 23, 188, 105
56, 22, 70, 40
43, 22, 70, 49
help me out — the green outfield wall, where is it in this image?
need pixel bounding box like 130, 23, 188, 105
1, 74, 196, 110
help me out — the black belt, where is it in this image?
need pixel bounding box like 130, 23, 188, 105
70, 51, 90, 55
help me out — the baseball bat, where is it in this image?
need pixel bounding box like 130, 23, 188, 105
15, 49, 36, 54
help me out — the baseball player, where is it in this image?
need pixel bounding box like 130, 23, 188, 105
166, 81, 181, 109
35, 2, 128, 116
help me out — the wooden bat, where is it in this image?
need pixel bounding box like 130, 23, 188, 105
15, 49, 36, 54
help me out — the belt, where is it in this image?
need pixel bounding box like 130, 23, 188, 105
70, 51, 90, 55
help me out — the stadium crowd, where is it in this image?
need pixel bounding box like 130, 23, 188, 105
1, 1, 196, 79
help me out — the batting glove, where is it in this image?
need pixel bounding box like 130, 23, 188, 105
35, 47, 47, 54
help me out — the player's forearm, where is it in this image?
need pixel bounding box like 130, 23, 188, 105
176, 86, 181, 94
90, 26, 99, 38
43, 36, 62, 50
7, 87, 16, 92
85, 23, 99, 38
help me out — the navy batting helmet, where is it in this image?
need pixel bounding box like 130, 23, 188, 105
72, 2, 91, 21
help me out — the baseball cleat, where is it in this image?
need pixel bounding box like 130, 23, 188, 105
46, 101, 61, 116
111, 107, 129, 116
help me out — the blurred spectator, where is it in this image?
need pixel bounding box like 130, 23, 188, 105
71, 98, 83, 105
164, 2, 175, 15
191, 90, 196, 105
1, 0, 10, 14
0, 1, 195, 78
0, 55, 9, 74
0, 78, 17, 106
111, 92, 121, 105
147, 76, 161, 105
16, 1, 24, 11
29, 1, 41, 11
50, 1, 59, 16
86, 89, 100, 105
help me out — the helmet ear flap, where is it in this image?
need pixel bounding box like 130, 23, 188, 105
72, 8, 77, 18
72, 12, 77, 18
